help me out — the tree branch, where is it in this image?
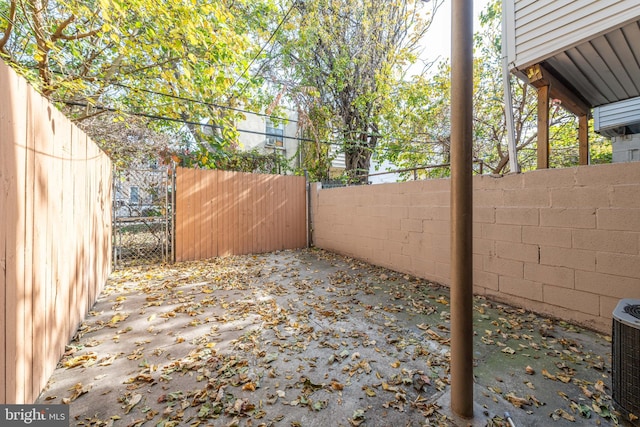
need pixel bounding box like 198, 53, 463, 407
0, 0, 17, 53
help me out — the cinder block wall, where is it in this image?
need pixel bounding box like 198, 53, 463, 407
310, 162, 640, 333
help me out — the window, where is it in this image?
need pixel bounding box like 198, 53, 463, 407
130, 186, 139, 204
265, 120, 284, 148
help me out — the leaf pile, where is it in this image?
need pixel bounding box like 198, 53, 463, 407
37, 248, 621, 427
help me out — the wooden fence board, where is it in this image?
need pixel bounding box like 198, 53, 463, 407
0, 55, 9, 406
1, 60, 112, 404
6, 66, 28, 403
30, 92, 49, 400
175, 168, 307, 261
210, 169, 219, 258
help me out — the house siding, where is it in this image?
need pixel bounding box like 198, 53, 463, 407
506, 0, 640, 70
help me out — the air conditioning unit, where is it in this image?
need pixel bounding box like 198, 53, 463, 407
265, 137, 276, 147
612, 298, 640, 421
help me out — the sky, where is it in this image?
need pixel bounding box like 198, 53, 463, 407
371, 0, 492, 183
418, 0, 491, 67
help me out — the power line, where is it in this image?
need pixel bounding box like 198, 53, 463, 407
64, 100, 321, 145
227, 1, 297, 97
0, 8, 298, 124
64, 101, 444, 156
110, 81, 299, 124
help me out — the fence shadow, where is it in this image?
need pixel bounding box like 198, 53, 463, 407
0, 60, 112, 404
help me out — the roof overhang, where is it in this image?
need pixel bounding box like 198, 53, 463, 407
513, 20, 640, 118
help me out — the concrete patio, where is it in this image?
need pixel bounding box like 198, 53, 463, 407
36, 249, 628, 427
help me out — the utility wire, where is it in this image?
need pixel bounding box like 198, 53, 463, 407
64, 100, 326, 145
226, 1, 296, 97
64, 101, 445, 156
110, 81, 299, 124
0, 8, 298, 124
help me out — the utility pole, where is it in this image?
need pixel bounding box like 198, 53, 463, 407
450, 0, 474, 419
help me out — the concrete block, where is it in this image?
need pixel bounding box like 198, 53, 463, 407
540, 208, 596, 229
523, 167, 575, 188
550, 186, 610, 209
435, 261, 451, 281
499, 276, 543, 301
474, 171, 522, 190
522, 226, 572, 248
484, 255, 524, 278
572, 229, 638, 254
474, 189, 505, 207
495, 207, 539, 225
401, 218, 423, 233
474, 269, 499, 291
539, 246, 596, 271
422, 219, 451, 235
596, 252, 640, 279
481, 223, 522, 242
610, 184, 640, 208
543, 285, 599, 316
524, 263, 575, 289
504, 187, 551, 207
575, 270, 640, 299
473, 206, 495, 224
574, 162, 640, 186
473, 237, 495, 256
496, 241, 539, 263
597, 208, 640, 231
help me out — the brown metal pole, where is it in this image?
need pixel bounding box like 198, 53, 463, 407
450, 0, 474, 419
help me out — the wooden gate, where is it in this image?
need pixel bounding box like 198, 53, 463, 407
175, 168, 307, 261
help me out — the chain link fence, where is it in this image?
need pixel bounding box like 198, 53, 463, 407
112, 164, 174, 268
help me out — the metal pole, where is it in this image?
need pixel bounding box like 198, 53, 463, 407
501, 0, 519, 173
305, 170, 312, 248
112, 165, 118, 270
450, 0, 474, 419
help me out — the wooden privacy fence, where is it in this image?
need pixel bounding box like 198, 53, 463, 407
175, 168, 307, 261
0, 61, 112, 404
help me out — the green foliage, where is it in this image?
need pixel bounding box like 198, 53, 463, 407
179, 146, 291, 175
0, 0, 277, 163
378, 0, 612, 176
269, 0, 440, 182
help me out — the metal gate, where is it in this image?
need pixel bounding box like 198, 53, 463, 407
112, 164, 174, 268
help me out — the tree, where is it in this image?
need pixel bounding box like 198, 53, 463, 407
378, 0, 611, 176
0, 0, 277, 159
268, 0, 440, 183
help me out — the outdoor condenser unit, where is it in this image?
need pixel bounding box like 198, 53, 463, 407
612, 298, 640, 421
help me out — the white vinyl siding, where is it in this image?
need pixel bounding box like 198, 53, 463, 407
594, 96, 640, 134
506, 0, 640, 70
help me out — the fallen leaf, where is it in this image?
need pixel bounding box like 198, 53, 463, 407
557, 374, 572, 383
330, 381, 344, 391
505, 392, 529, 408
552, 408, 576, 422
109, 313, 129, 325
68, 382, 92, 401
123, 393, 142, 414
242, 382, 256, 391
541, 369, 556, 380
63, 353, 97, 369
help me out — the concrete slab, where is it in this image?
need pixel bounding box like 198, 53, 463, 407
36, 249, 634, 427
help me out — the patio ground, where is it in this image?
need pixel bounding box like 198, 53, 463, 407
36, 249, 631, 427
